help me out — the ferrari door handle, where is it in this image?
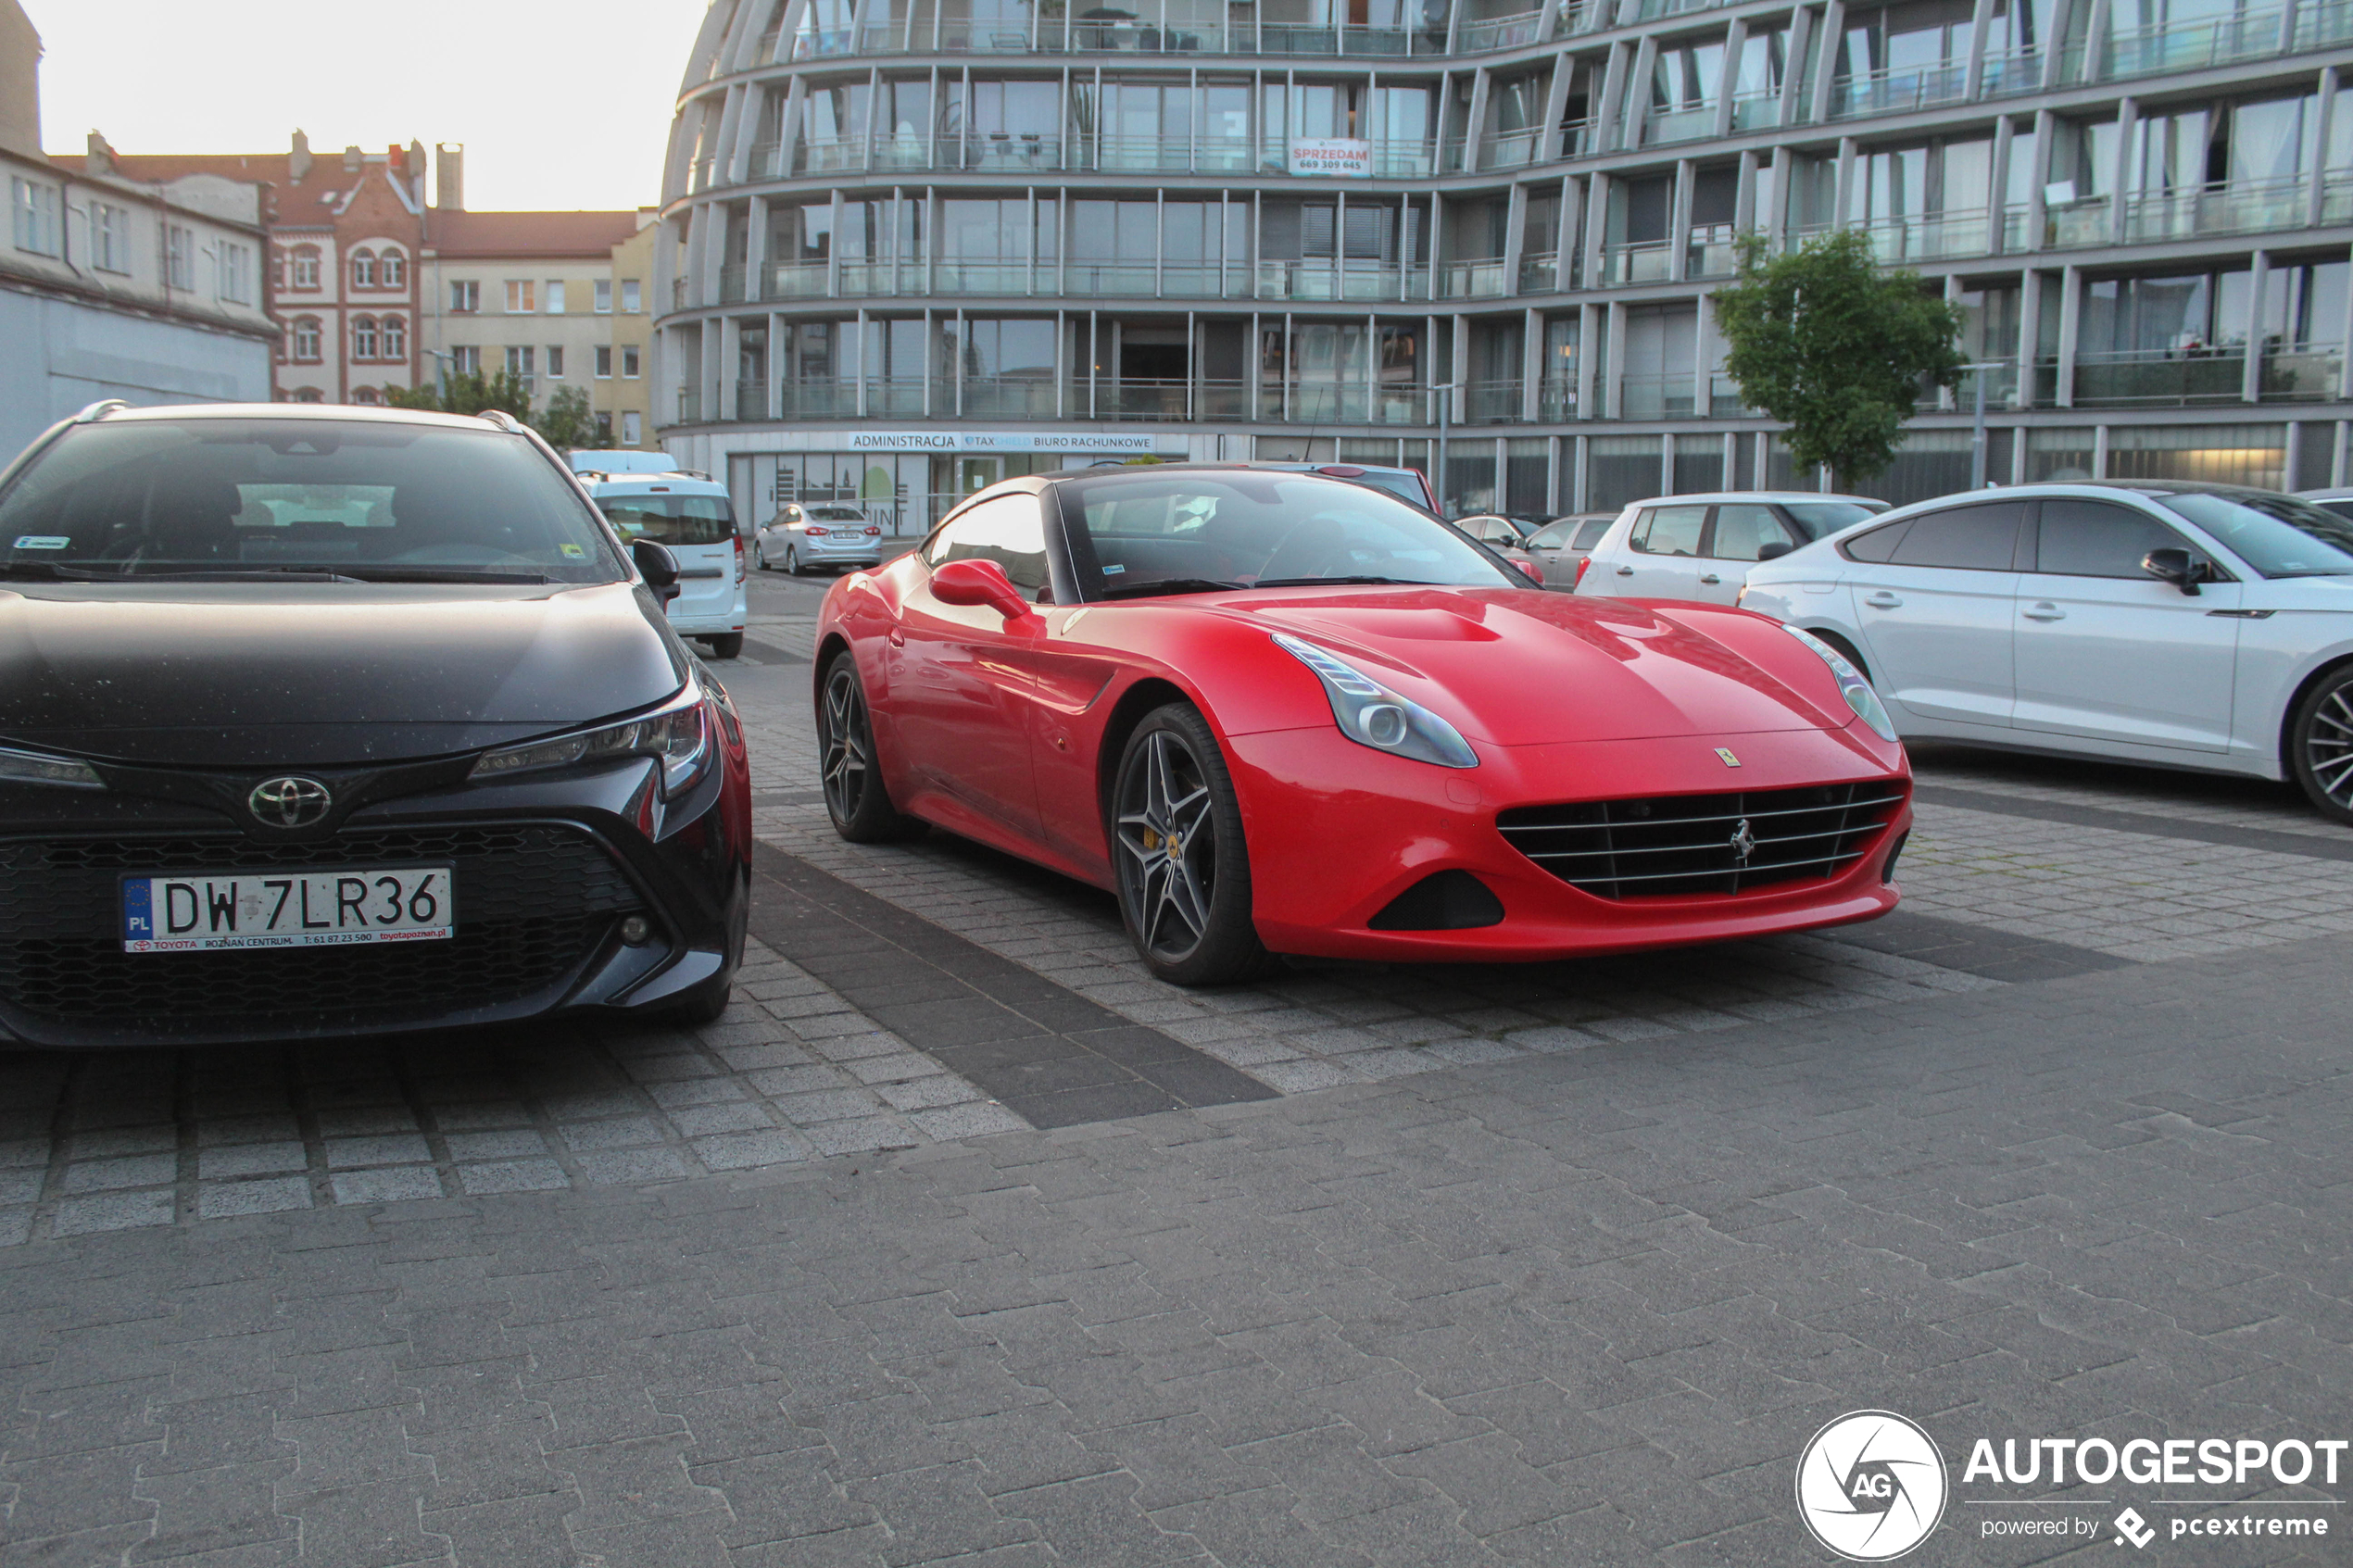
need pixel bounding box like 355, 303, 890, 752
1615, 566, 1634, 576
1863, 591, 1903, 608
887, 629, 906, 647
1699, 573, 1721, 585
2021, 603, 2065, 621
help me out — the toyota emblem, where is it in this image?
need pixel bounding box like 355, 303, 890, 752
249, 775, 333, 830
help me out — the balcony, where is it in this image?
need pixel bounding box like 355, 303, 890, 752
2294, 0, 2353, 47
1828, 61, 1969, 120
1976, 44, 2043, 94
1956, 360, 2020, 409
2072, 348, 2246, 407
1089, 135, 1191, 173
2121, 176, 2311, 242
735, 381, 768, 421
867, 380, 926, 417
934, 259, 1033, 295
1684, 225, 1739, 279
1853, 208, 1993, 263
2076, 6, 2284, 82
1097, 380, 1193, 420
1518, 251, 1562, 293
1458, 8, 1544, 48
1193, 136, 1259, 174
1467, 379, 1525, 423
1707, 372, 1751, 416
1539, 379, 1577, 420
1478, 127, 1548, 170
1600, 240, 1672, 285
1437, 258, 1509, 298
1636, 0, 1718, 18
2042, 199, 2113, 248
777, 383, 860, 420
1064, 261, 1159, 296
957, 377, 1059, 418
837, 261, 914, 296
1161, 263, 1246, 298
676, 389, 700, 423
1644, 103, 1718, 146
1729, 92, 1780, 132
765, 261, 830, 299
794, 136, 867, 175
951, 132, 1064, 171
717, 263, 749, 304
2261, 342, 2344, 402
1620, 374, 1697, 419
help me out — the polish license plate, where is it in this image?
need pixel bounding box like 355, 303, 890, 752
121, 867, 455, 952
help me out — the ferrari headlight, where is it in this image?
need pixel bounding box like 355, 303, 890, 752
470, 683, 715, 796
1272, 633, 1478, 770
1784, 625, 1898, 744
0, 743, 104, 789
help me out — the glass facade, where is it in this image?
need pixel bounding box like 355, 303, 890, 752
660, 0, 2353, 524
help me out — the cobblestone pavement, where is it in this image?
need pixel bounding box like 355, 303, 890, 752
3, 571, 2350, 1562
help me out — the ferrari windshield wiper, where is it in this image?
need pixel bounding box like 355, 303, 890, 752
1099, 577, 1247, 600
1252, 575, 1426, 588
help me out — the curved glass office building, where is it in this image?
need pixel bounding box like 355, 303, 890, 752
655, 0, 2353, 529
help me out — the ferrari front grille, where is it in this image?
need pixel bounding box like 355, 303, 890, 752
1496, 782, 1906, 899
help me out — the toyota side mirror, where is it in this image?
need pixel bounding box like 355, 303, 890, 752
2142, 546, 2209, 596
930, 558, 1036, 620
631, 538, 682, 604
1757, 540, 1794, 561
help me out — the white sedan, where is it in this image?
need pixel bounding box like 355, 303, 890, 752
1736, 481, 2353, 822
1573, 492, 1887, 604
754, 502, 886, 575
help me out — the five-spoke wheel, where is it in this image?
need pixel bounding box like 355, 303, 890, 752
2292, 664, 2353, 824
1111, 704, 1267, 985
818, 653, 924, 842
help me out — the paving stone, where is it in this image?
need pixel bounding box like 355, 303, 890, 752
329, 1167, 447, 1206
197, 1177, 314, 1220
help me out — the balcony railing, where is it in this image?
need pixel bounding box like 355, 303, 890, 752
1976, 44, 2043, 94
1957, 360, 2020, 408
2294, 0, 2353, 48
777, 383, 860, 419
1518, 250, 1562, 293
1601, 240, 1672, 284
766, 260, 830, 299
934, 258, 1033, 294
2075, 6, 2284, 81
1645, 103, 1718, 145
2122, 176, 2311, 242
1685, 224, 1739, 278
1438, 257, 1509, 298
2072, 348, 2246, 407
2042, 198, 2113, 249
1539, 379, 1577, 420
735, 380, 768, 421
955, 377, 1059, 418
2261, 342, 2344, 401
1828, 61, 1969, 119
866, 380, 926, 417
1065, 261, 1161, 296
1467, 379, 1525, 422
795, 136, 868, 174
718, 263, 749, 304
1457, 8, 1544, 48
1620, 374, 1697, 418
1557, 119, 1594, 158
1478, 127, 1548, 170
1729, 92, 1781, 132
1851, 208, 1993, 262
1707, 372, 1751, 417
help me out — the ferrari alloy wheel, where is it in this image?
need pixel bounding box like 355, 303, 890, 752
2290, 664, 2353, 824
819, 653, 925, 842
1112, 704, 1269, 985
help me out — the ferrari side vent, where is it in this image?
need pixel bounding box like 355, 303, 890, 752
1368, 870, 1504, 931
1497, 782, 1906, 900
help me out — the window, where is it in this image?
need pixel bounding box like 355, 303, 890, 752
925, 495, 1050, 591
291, 386, 325, 403
546, 345, 564, 378
292, 246, 321, 290
379, 249, 406, 289
1856, 501, 2026, 569
1708, 504, 1804, 562
11, 176, 59, 256
622, 345, 640, 378
595, 279, 612, 313
381, 315, 407, 361
350, 249, 377, 289
452, 345, 481, 374
1629, 505, 1708, 556
449, 279, 479, 313
166, 226, 195, 291
292, 318, 321, 361
623, 410, 641, 444
352, 316, 379, 360
505, 280, 535, 312
352, 385, 382, 406
595, 345, 613, 378
2027, 500, 2186, 578
91, 203, 131, 273
219, 242, 254, 303
621, 279, 641, 312
546, 280, 566, 313
505, 345, 536, 378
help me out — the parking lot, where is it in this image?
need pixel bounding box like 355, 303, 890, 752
3, 564, 2348, 1565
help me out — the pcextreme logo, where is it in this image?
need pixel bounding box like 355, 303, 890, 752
1795, 1411, 1951, 1561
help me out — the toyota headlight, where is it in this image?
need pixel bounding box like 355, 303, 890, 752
0, 743, 104, 789
1273, 633, 1478, 769
1784, 626, 1898, 744
470, 683, 715, 796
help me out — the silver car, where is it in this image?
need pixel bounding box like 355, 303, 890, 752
1517, 513, 1619, 591
755, 502, 886, 575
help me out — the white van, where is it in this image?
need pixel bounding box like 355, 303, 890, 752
578, 470, 748, 659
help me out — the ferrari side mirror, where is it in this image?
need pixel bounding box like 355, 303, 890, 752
930, 558, 1037, 621
1509, 557, 1543, 585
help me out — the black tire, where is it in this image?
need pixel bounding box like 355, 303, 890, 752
665, 875, 749, 1024
1109, 703, 1270, 986
1810, 629, 1873, 686
703, 633, 744, 660
786, 546, 806, 577
754, 541, 772, 571
818, 651, 925, 843
2288, 662, 2353, 824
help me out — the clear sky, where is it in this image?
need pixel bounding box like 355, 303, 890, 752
25, 0, 712, 212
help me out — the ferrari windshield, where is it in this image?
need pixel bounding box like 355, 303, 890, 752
1063, 473, 1518, 599
0, 418, 626, 583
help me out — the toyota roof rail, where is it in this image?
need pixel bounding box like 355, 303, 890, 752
72, 399, 130, 423
477, 409, 527, 435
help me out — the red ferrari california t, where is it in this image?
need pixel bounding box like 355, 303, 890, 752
814, 467, 1911, 985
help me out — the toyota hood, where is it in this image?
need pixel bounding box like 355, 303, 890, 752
0, 581, 687, 766
1226, 589, 1853, 746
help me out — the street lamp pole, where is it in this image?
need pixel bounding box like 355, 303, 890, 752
1431, 381, 1460, 517
1961, 359, 2007, 489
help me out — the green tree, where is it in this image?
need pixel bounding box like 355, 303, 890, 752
1713, 229, 1966, 486
533, 385, 603, 450
381, 368, 534, 420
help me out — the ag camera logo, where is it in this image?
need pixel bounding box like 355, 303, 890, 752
1796, 1411, 1949, 1561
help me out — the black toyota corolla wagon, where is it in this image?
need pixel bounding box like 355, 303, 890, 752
0, 402, 752, 1048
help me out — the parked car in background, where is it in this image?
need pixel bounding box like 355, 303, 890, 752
1216, 460, 1438, 512
757, 502, 886, 575
1576, 494, 1888, 603
1736, 482, 2353, 822
580, 468, 748, 659
1518, 514, 1619, 591
2296, 487, 2353, 522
